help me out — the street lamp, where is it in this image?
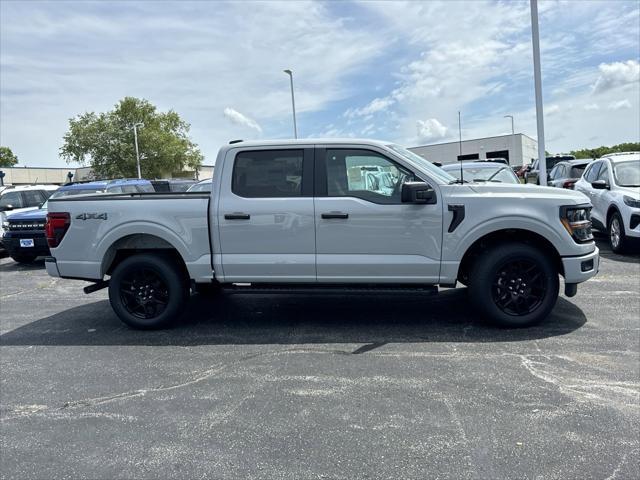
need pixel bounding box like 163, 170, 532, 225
530, 0, 547, 185
504, 115, 514, 135
132, 122, 144, 179
283, 69, 298, 139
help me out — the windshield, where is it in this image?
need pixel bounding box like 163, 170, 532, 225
386, 144, 456, 184
446, 165, 519, 184
187, 182, 212, 192
613, 160, 640, 187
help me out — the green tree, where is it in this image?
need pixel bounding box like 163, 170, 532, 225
0, 146, 19, 167
569, 142, 640, 160
60, 97, 203, 178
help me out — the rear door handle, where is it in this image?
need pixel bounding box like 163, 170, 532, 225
321, 212, 349, 219
225, 213, 250, 220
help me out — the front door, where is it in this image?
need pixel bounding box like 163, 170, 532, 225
314, 146, 443, 283
217, 147, 315, 282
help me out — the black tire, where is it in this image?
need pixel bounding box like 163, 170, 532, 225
468, 242, 559, 328
11, 254, 37, 264
108, 254, 189, 329
607, 211, 627, 254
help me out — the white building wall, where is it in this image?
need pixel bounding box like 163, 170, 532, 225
409, 134, 537, 166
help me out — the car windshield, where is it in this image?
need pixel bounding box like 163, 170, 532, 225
613, 160, 640, 187
187, 182, 212, 192
446, 165, 519, 184
386, 144, 456, 184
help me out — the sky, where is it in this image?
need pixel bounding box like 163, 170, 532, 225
1, 0, 639, 167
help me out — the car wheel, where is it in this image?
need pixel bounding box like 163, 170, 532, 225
108, 253, 189, 329
468, 242, 559, 328
11, 254, 37, 264
608, 211, 627, 254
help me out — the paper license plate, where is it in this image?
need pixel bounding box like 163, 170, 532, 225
20, 239, 35, 248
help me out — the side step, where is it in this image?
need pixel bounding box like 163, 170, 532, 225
222, 283, 438, 295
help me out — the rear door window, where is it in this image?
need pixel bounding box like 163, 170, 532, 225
22, 190, 46, 207
232, 149, 304, 198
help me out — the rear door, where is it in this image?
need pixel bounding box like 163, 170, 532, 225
217, 147, 315, 282
314, 146, 443, 283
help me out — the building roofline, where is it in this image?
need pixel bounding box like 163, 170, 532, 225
410, 133, 536, 149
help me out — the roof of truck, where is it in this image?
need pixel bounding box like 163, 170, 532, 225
222, 138, 393, 149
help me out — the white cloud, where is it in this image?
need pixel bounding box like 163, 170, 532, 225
345, 97, 395, 118
592, 60, 640, 94
546, 104, 560, 116
416, 118, 447, 143
583, 103, 599, 111
223, 107, 262, 134
608, 99, 632, 110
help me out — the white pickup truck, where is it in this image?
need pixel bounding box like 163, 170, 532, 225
44, 139, 599, 329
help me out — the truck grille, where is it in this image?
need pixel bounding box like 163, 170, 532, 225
6, 222, 45, 231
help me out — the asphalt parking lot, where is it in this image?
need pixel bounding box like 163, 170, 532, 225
1, 235, 638, 480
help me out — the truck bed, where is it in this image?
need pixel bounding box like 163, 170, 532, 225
47, 192, 213, 282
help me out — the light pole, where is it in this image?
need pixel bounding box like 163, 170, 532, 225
132, 122, 144, 179
504, 115, 514, 135
504, 114, 515, 165
283, 69, 298, 139
530, 0, 547, 185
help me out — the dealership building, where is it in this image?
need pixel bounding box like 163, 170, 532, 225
409, 133, 538, 166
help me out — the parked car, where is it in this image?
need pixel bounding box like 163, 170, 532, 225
44, 139, 599, 330
574, 152, 640, 253
0, 184, 58, 251
187, 178, 213, 193
151, 179, 197, 193
441, 162, 520, 184
2, 179, 153, 263
547, 160, 591, 190
525, 155, 576, 184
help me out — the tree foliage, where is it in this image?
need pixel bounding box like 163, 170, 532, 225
0, 146, 19, 167
60, 97, 203, 179
569, 142, 640, 160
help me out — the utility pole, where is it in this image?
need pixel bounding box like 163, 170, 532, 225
132, 122, 144, 179
283, 69, 298, 139
530, 0, 547, 185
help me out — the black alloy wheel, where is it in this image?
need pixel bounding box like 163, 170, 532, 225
492, 259, 547, 316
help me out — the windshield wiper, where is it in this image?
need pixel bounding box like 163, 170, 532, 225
448, 179, 469, 184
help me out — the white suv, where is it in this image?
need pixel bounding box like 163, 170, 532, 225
0, 184, 59, 249
574, 152, 640, 253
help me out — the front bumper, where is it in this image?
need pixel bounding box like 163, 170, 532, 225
2, 234, 51, 258
562, 247, 599, 284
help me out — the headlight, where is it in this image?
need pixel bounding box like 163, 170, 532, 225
560, 205, 593, 243
623, 196, 640, 208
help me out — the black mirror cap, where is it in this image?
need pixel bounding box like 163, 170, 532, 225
591, 180, 609, 190
0, 205, 13, 212
401, 182, 436, 204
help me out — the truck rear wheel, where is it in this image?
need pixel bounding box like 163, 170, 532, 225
108, 253, 189, 329
468, 243, 559, 327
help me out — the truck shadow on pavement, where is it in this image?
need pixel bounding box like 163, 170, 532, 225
0, 288, 587, 347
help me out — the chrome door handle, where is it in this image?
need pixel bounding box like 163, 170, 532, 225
321, 212, 349, 219
225, 213, 250, 220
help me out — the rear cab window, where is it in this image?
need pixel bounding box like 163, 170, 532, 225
232, 149, 308, 198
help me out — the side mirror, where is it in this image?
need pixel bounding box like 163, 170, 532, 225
0, 204, 14, 212
591, 180, 609, 190
401, 182, 436, 204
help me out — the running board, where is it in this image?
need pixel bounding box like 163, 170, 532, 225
222, 283, 438, 295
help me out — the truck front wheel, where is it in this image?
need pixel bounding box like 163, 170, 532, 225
468, 243, 559, 327
108, 253, 189, 329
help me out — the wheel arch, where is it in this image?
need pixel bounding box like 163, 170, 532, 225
457, 228, 563, 284
101, 233, 189, 279
606, 204, 621, 227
